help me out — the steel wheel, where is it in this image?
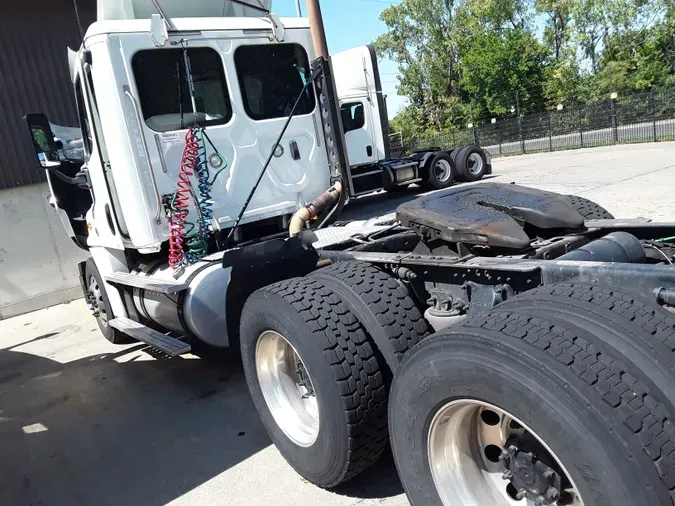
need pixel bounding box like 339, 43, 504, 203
256, 330, 320, 447
87, 274, 109, 327
427, 399, 584, 506
434, 159, 453, 183
468, 152, 484, 175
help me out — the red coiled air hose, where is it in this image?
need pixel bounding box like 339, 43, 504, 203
168, 128, 201, 270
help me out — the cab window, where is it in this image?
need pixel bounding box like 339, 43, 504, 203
341, 102, 365, 133
132, 47, 232, 132
235, 43, 315, 120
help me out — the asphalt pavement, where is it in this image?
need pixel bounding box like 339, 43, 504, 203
1, 142, 674, 506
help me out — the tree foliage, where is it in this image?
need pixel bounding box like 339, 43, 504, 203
376, 0, 674, 134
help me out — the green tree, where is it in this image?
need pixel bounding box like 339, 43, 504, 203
460, 28, 550, 117
596, 13, 675, 96
378, 0, 674, 136
374, 0, 459, 131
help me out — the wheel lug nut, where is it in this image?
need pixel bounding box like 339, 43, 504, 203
543, 469, 554, 478
502, 470, 513, 480
498, 450, 509, 461
546, 487, 558, 500
515, 489, 526, 500
507, 445, 518, 455
535, 497, 546, 506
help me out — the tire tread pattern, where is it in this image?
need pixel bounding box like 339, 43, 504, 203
460, 309, 675, 503
261, 277, 388, 486
312, 261, 430, 362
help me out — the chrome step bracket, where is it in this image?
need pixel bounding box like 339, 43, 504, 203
109, 317, 191, 357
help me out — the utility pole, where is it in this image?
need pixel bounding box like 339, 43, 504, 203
295, 0, 303, 16
306, 0, 329, 58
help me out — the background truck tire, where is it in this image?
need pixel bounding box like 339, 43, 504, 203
453, 144, 488, 182
84, 258, 132, 344
311, 261, 430, 373
422, 152, 456, 190
239, 277, 388, 488
566, 194, 614, 219
389, 310, 675, 506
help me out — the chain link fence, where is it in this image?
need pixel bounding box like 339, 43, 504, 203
394, 87, 675, 158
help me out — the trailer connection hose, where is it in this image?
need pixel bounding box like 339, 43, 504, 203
168, 127, 227, 272
224, 66, 323, 246
167, 43, 230, 273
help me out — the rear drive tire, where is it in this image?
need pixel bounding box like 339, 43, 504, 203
453, 144, 488, 182
84, 257, 132, 344
498, 283, 675, 411
566, 194, 614, 219
423, 152, 456, 190
239, 277, 388, 487
311, 261, 430, 373
390, 310, 675, 506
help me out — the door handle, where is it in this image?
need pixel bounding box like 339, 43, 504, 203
289, 141, 301, 160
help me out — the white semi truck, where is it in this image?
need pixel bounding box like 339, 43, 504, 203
24, 1, 675, 505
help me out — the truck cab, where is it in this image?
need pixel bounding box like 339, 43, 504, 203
29, 9, 332, 255
26, 2, 352, 350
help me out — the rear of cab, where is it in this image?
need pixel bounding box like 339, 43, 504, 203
80, 6, 331, 252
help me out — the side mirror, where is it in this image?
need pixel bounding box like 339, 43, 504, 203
24, 113, 61, 168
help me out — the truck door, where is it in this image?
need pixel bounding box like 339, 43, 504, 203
332, 45, 390, 163
25, 114, 91, 250
340, 99, 376, 166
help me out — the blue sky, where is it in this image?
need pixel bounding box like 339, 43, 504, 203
273, 0, 407, 118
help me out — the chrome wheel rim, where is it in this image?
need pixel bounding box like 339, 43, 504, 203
255, 331, 320, 447
87, 275, 108, 327
427, 399, 584, 506
434, 159, 453, 183
468, 153, 484, 175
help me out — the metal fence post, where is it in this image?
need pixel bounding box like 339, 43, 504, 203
472, 124, 478, 145
610, 98, 618, 144
579, 111, 584, 148
548, 113, 553, 151
451, 130, 456, 148
498, 124, 503, 155
518, 116, 525, 154
652, 90, 658, 142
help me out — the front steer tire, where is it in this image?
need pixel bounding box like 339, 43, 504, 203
239, 277, 388, 488
83, 258, 132, 344
390, 310, 675, 506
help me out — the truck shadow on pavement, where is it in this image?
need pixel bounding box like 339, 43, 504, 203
0, 333, 403, 506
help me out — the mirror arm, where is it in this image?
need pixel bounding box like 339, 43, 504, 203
48, 167, 90, 187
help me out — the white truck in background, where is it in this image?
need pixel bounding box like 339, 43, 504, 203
333, 45, 491, 195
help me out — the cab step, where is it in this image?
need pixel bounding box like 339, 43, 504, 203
105, 272, 188, 293
109, 317, 191, 357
